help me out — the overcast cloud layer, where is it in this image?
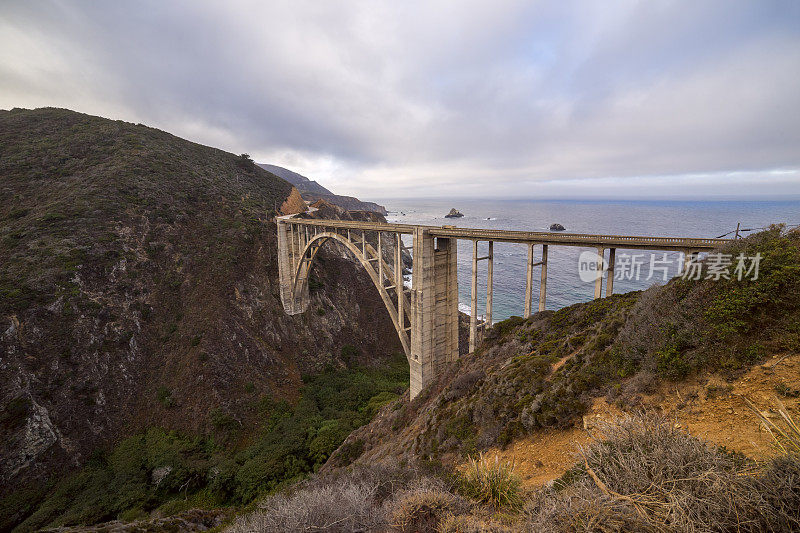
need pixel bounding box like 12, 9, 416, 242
1, 0, 799, 199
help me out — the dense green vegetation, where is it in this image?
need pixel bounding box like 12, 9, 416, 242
10, 353, 409, 531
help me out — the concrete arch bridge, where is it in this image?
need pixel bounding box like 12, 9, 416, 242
277, 216, 728, 399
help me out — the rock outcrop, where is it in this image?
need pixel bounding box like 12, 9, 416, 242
445, 208, 464, 218
279, 186, 308, 215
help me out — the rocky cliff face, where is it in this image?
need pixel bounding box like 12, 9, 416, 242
259, 164, 334, 196
304, 193, 388, 216
0, 108, 402, 513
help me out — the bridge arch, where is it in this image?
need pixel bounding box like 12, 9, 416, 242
287, 229, 411, 360
277, 218, 460, 398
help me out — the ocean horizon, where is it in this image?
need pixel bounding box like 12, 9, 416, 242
379, 198, 800, 322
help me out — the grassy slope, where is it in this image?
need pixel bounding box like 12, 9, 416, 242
333, 227, 800, 467
0, 108, 404, 530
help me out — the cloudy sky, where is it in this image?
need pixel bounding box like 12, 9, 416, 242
2, 1, 799, 200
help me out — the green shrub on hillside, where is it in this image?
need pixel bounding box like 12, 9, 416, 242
705, 226, 800, 337
156, 386, 175, 408
363, 390, 399, 418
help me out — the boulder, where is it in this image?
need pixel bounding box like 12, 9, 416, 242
550, 223, 566, 231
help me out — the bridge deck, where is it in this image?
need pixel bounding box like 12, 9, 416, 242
286, 217, 729, 251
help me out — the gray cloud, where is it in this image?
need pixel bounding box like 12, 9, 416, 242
1, 0, 799, 198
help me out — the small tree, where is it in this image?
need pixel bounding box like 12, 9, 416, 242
236, 153, 254, 170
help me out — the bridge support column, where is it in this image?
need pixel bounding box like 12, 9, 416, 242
396, 234, 404, 330
469, 240, 478, 352
524, 244, 549, 314
606, 247, 616, 296
524, 244, 534, 317
410, 228, 458, 399
539, 245, 548, 312
485, 241, 493, 328
682, 249, 698, 272
594, 247, 605, 299
277, 220, 310, 315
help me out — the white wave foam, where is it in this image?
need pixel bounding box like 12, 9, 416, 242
458, 302, 484, 320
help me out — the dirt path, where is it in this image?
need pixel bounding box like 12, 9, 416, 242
548, 349, 577, 377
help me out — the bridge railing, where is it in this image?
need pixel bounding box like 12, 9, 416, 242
287, 218, 417, 234
428, 227, 727, 249
286, 217, 728, 250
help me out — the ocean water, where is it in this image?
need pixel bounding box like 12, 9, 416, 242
381, 199, 800, 323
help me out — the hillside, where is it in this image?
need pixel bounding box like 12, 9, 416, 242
0, 108, 405, 530
258, 163, 388, 215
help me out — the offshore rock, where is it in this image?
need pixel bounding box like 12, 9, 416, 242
445, 208, 464, 218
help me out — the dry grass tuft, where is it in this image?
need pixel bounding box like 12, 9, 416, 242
387, 484, 468, 532
523, 413, 800, 532
437, 513, 514, 533
228, 466, 466, 533
746, 397, 800, 455
227, 478, 384, 532
524, 490, 660, 533
460, 453, 523, 510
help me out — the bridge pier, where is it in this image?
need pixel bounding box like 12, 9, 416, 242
594, 247, 605, 299
683, 249, 699, 271
524, 244, 534, 317
606, 247, 616, 296
469, 240, 498, 351
410, 228, 459, 399
469, 240, 478, 351
278, 221, 310, 315
523, 244, 548, 316
486, 241, 493, 328
539, 245, 548, 312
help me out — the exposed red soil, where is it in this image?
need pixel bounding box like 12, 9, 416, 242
486, 353, 800, 489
